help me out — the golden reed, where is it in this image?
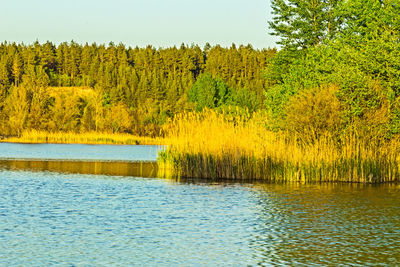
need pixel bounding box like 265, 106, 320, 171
159, 109, 400, 183
2, 130, 166, 145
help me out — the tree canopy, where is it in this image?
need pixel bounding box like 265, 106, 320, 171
266, 0, 400, 139
269, 0, 342, 50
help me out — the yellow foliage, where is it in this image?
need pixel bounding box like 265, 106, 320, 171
106, 103, 133, 133
47, 86, 96, 98
5, 87, 29, 136
284, 85, 342, 143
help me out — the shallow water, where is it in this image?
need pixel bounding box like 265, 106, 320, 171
0, 143, 399, 265
0, 142, 162, 161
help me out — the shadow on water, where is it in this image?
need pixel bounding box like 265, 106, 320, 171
0, 159, 159, 178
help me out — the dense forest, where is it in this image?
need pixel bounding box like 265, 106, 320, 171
0, 42, 276, 136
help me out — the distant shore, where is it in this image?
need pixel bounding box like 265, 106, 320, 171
0, 130, 166, 146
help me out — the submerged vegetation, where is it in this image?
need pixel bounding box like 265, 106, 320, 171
2, 0, 400, 182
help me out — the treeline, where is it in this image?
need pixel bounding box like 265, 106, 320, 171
0, 41, 276, 136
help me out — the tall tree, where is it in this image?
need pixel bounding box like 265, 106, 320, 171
269, 0, 341, 50
12, 52, 23, 86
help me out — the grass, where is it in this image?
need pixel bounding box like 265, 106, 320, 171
1, 130, 166, 145
158, 109, 400, 183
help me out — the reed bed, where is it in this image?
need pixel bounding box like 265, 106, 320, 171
2, 130, 166, 145
159, 109, 400, 183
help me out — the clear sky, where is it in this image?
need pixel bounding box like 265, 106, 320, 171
0, 0, 277, 49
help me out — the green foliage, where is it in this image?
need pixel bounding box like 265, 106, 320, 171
266, 0, 400, 141
265, 35, 400, 122
28, 87, 52, 130
188, 73, 261, 113
187, 73, 231, 111
269, 0, 342, 50
338, 0, 400, 42
230, 88, 261, 113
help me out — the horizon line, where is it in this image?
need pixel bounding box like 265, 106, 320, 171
0, 39, 278, 51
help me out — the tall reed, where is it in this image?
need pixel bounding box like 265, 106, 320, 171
159, 109, 400, 182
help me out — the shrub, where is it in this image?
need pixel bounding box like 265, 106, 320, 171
284, 85, 341, 143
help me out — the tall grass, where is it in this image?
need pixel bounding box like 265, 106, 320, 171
1, 130, 166, 145
159, 109, 400, 183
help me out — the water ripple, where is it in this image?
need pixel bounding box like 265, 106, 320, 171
0, 170, 399, 266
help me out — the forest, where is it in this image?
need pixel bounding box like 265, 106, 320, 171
0, 41, 275, 136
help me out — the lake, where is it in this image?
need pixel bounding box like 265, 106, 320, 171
0, 143, 399, 266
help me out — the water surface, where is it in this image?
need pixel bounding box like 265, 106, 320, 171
0, 143, 162, 161
0, 170, 399, 266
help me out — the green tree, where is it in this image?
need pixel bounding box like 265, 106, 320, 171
269, 0, 341, 50
230, 88, 261, 113
338, 0, 400, 42
187, 73, 231, 111
50, 92, 80, 131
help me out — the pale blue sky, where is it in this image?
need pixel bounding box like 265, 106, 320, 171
0, 0, 277, 49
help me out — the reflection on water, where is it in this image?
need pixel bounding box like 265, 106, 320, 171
249, 183, 400, 266
0, 159, 158, 178
0, 169, 399, 266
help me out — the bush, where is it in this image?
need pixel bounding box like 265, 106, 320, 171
284, 85, 341, 142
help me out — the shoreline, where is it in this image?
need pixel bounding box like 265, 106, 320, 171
0, 140, 164, 146
3, 125, 399, 183
0, 130, 167, 146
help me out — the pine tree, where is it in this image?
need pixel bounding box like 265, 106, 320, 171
39, 41, 56, 71
0, 56, 11, 88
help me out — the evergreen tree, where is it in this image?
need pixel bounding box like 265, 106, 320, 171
12, 52, 23, 86
0, 56, 11, 88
